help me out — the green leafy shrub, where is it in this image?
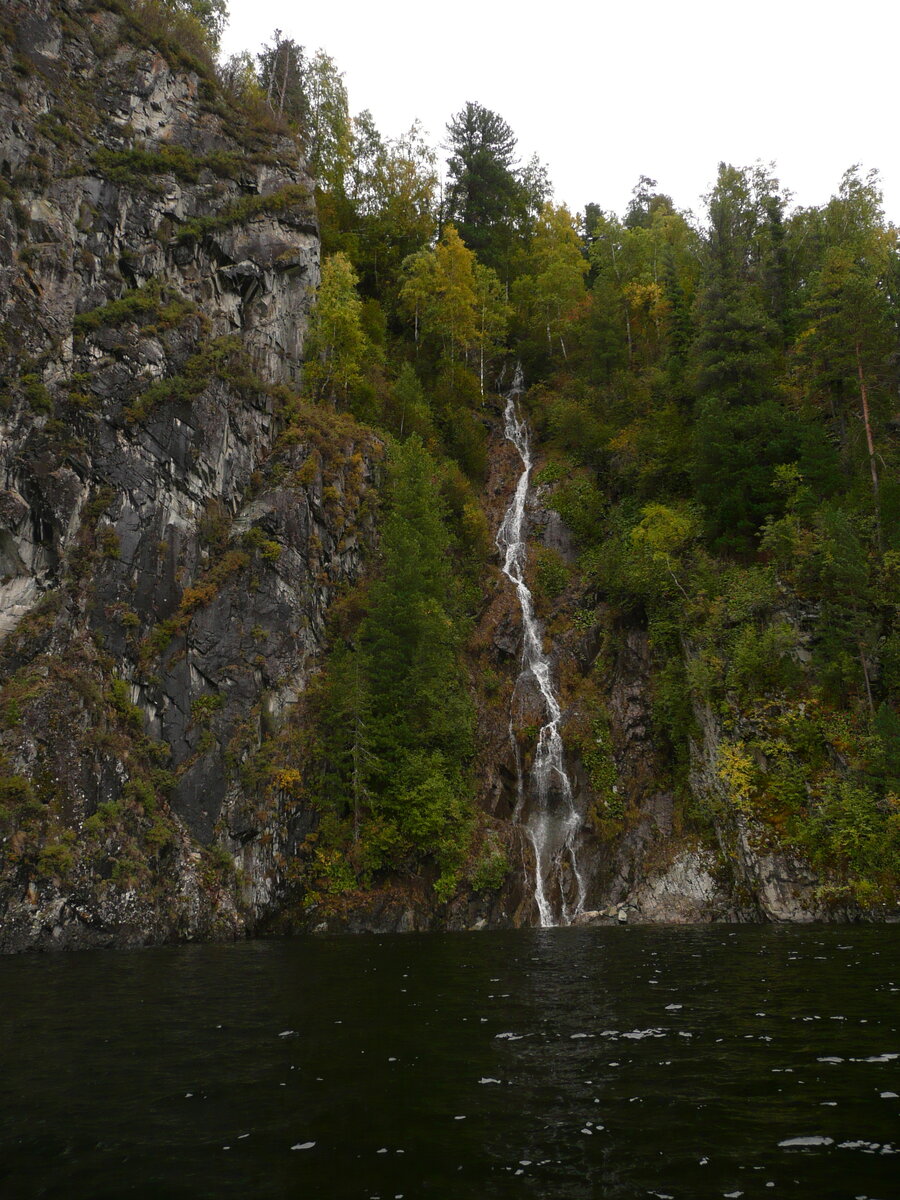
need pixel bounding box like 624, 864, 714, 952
107, 678, 143, 731
726, 620, 801, 701
37, 838, 75, 879
469, 832, 509, 892
21, 374, 52, 413
0, 775, 36, 808
74, 281, 196, 334
533, 546, 571, 602
124, 336, 240, 422
191, 693, 223, 722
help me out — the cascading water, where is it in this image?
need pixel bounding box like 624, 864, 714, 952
496, 369, 587, 928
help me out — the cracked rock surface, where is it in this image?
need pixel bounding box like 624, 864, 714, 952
0, 0, 382, 951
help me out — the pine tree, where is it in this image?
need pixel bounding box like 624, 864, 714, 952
363, 437, 460, 748
662, 247, 693, 381
314, 642, 377, 841
257, 32, 307, 122
444, 102, 521, 277
390, 362, 434, 443
795, 169, 897, 546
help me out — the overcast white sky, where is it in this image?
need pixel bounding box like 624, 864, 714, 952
221, 0, 899, 224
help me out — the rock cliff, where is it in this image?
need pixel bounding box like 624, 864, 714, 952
0, 0, 381, 950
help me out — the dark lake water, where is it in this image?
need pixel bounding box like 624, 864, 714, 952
0, 926, 897, 1199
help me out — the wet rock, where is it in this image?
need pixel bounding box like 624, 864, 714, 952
540, 509, 575, 563
0, 489, 29, 529
573, 909, 604, 926
492, 615, 521, 658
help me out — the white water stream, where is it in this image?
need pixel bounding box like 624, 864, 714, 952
496, 370, 587, 927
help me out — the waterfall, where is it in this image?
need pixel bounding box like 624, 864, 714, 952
496, 369, 587, 928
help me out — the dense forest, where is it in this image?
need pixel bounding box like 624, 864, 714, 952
1, 0, 898, 935
194, 2, 897, 907
216, 10, 900, 909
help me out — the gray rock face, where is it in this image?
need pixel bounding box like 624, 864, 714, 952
1, 0, 319, 629
0, 1, 381, 951
0, 2, 318, 386
627, 848, 731, 923
686, 685, 843, 922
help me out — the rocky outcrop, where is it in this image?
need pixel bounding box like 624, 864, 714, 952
687, 690, 854, 922
0, 1, 385, 951
0, 0, 317, 389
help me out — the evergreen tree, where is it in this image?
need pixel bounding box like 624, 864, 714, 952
255, 39, 351, 191
623, 175, 674, 230
389, 362, 434, 443
794, 171, 898, 543
361, 438, 475, 888
798, 248, 892, 531
257, 31, 307, 122
761, 194, 794, 340
444, 101, 521, 277
691, 164, 799, 554
662, 247, 693, 381
588, 201, 697, 371
364, 438, 457, 750
518, 152, 553, 238
314, 641, 377, 841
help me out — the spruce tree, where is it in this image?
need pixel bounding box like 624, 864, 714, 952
691, 165, 799, 554
444, 102, 521, 278
361, 437, 475, 887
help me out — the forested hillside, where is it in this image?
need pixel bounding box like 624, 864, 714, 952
0, 0, 897, 948
238, 25, 900, 915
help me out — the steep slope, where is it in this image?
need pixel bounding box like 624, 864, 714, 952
2, 5, 893, 949
501, 433, 900, 926
0, 0, 381, 949
471, 396, 891, 928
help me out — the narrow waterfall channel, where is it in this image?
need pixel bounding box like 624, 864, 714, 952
496, 371, 587, 927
